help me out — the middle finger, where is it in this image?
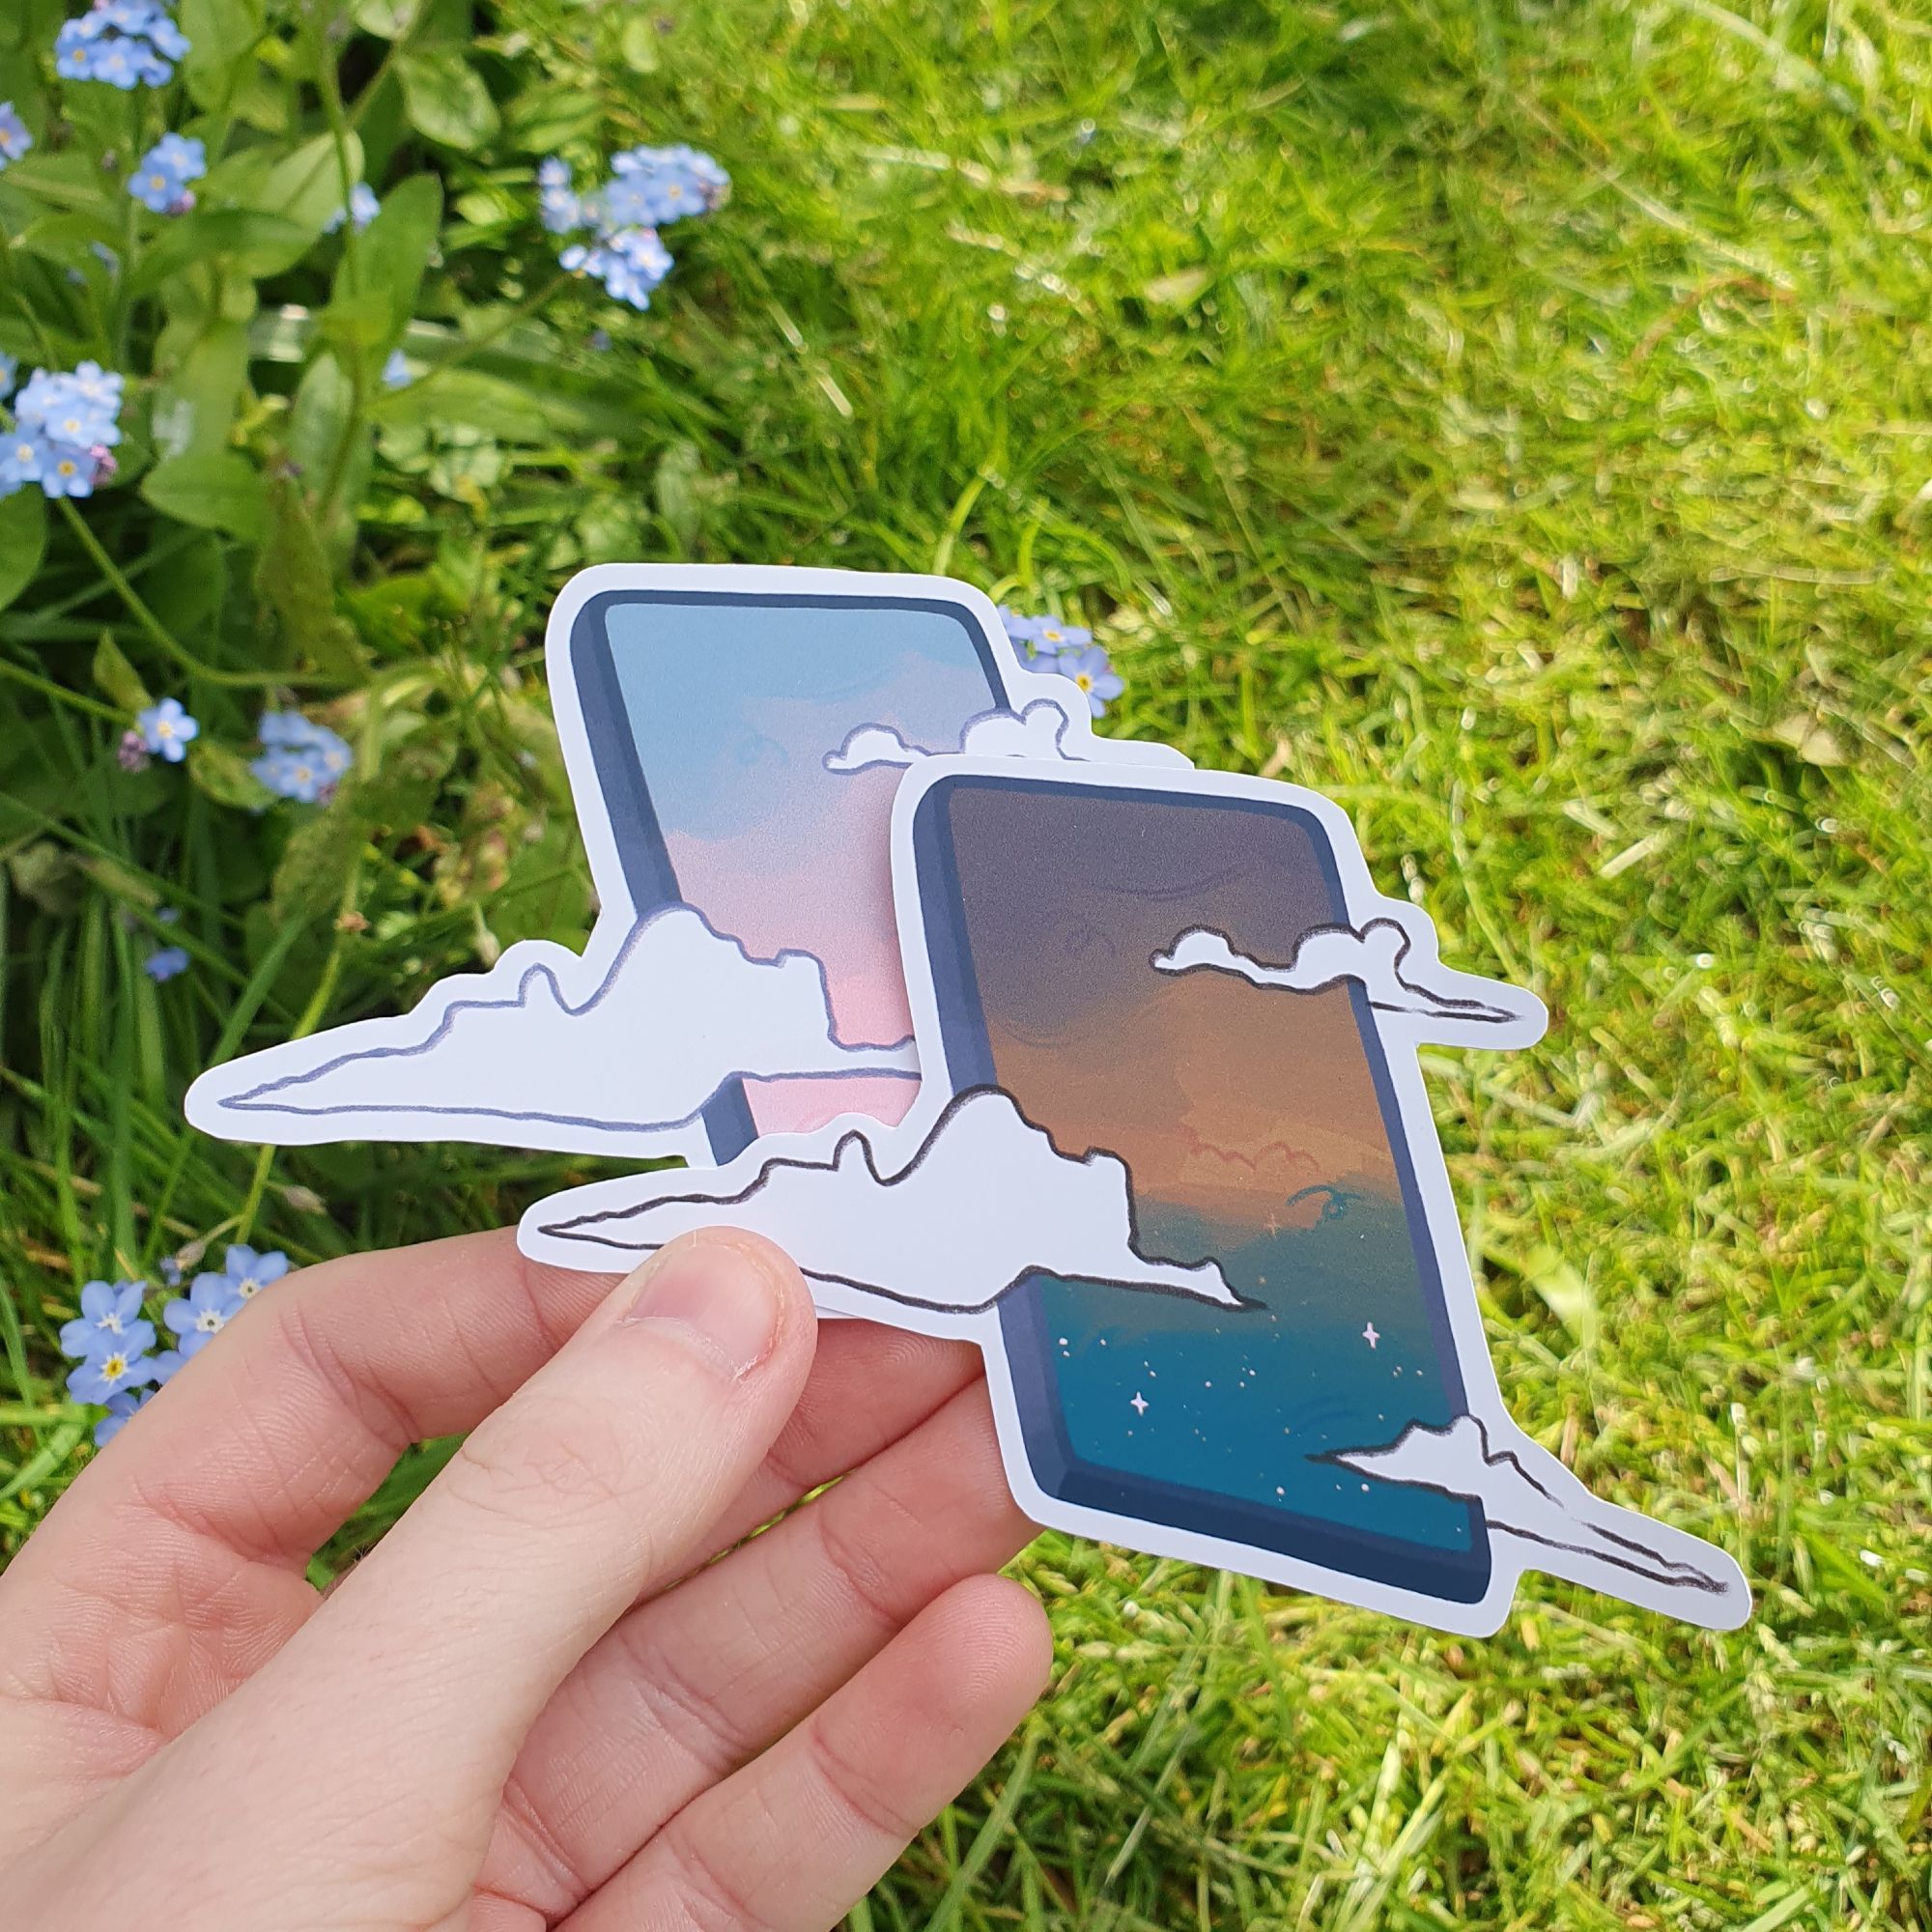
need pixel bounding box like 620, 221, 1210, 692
475, 1379, 1033, 1923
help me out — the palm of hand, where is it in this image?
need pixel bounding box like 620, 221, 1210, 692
0, 1230, 1046, 1930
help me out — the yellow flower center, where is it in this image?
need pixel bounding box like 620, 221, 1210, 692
101, 1352, 128, 1378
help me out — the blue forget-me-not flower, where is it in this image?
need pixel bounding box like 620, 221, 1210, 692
55, 2, 189, 89
1, 362, 126, 503
59, 1280, 153, 1360
543, 143, 725, 310
217, 1245, 289, 1300
325, 182, 382, 234
143, 945, 190, 982
163, 1274, 243, 1359
0, 102, 32, 168
997, 607, 1094, 660
128, 132, 205, 214
68, 1338, 158, 1406
136, 696, 199, 761
93, 1388, 155, 1446
251, 710, 352, 801
1054, 643, 1125, 718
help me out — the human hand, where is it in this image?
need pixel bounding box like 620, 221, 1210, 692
0, 1229, 1048, 1930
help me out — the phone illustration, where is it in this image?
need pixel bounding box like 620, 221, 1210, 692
557, 574, 1014, 1160
905, 769, 1493, 1605
518, 746, 1747, 1632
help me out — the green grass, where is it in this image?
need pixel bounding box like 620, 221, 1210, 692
5, 0, 1931, 1925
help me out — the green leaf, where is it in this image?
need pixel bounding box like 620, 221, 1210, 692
352, 0, 424, 34
1521, 1244, 1598, 1352
396, 48, 499, 151
220, 132, 364, 235
270, 790, 365, 925
150, 320, 250, 460
141, 451, 268, 542
372, 365, 552, 441
618, 15, 661, 72
126, 208, 313, 297
187, 739, 275, 809
93, 633, 154, 714
16, 209, 123, 271
181, 0, 266, 111
286, 351, 357, 482
336, 173, 441, 347
503, 87, 602, 155
256, 470, 367, 678
654, 440, 703, 553
0, 492, 47, 612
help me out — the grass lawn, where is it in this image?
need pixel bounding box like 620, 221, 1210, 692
4, 0, 1929, 1925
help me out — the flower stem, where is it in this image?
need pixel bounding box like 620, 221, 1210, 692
56, 499, 341, 690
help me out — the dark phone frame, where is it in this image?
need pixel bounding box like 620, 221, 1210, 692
911, 770, 1493, 1605
568, 587, 1011, 1162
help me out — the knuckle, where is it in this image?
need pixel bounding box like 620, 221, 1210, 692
443, 1402, 638, 1530
660, 1822, 788, 1932
805, 1715, 927, 1845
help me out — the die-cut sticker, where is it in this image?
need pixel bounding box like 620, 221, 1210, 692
521, 755, 1749, 1637
186, 566, 1187, 1162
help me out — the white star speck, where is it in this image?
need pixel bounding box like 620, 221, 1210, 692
1362, 1321, 1379, 1349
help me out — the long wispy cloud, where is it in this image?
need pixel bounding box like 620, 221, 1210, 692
1332, 1415, 1749, 1626
531, 1085, 1245, 1314
186, 903, 915, 1150
1151, 920, 1545, 1039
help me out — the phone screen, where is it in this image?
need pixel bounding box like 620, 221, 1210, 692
912, 772, 1492, 1603
569, 588, 1009, 1160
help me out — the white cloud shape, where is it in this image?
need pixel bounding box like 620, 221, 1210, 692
1333, 1415, 1748, 1622
824, 698, 1092, 774
534, 1085, 1244, 1313
187, 904, 915, 1146
1151, 920, 1545, 1038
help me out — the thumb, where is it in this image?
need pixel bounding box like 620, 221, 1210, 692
186, 1231, 817, 1884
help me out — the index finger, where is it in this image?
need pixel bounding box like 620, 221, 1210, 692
1, 1230, 984, 1715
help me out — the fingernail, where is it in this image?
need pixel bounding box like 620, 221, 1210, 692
619, 1236, 782, 1378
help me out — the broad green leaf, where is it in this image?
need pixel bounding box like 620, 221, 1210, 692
335, 173, 441, 346
93, 634, 154, 715
188, 740, 275, 810
317, 289, 395, 354
618, 16, 661, 72
0, 492, 47, 611
16, 209, 122, 271
150, 320, 250, 460
0, 146, 109, 214
126, 208, 313, 297
396, 48, 499, 151
372, 365, 552, 441
654, 440, 703, 552
287, 350, 359, 486
270, 789, 364, 925
142, 451, 268, 542
181, 0, 266, 111
503, 87, 602, 155
257, 470, 366, 678
234, 132, 365, 234
352, 0, 424, 34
